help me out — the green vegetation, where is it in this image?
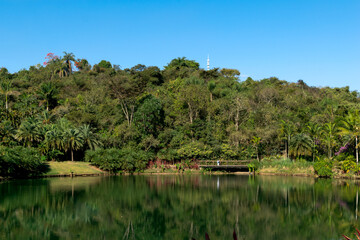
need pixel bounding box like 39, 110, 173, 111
313, 158, 333, 177
0, 53, 360, 177
0, 146, 48, 178
85, 148, 153, 173
256, 156, 314, 176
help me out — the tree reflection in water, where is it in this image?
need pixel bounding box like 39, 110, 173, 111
0, 175, 360, 239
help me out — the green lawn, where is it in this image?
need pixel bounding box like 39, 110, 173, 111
45, 161, 104, 176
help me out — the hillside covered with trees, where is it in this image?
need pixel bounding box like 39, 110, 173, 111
0, 52, 359, 176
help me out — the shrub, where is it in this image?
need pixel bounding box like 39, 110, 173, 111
314, 158, 333, 177
248, 159, 260, 172
341, 155, 357, 173
0, 146, 48, 178
85, 148, 154, 173
177, 142, 213, 160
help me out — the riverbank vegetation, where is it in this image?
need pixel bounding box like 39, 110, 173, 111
0, 52, 360, 177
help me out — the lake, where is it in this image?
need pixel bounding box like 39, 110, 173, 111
0, 175, 359, 239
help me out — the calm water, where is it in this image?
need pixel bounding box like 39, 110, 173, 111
1, 175, 360, 240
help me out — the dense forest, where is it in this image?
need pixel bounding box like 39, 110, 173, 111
0, 52, 359, 176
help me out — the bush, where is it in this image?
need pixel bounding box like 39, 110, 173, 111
85, 148, 154, 173
0, 146, 48, 178
177, 141, 213, 160
248, 159, 260, 172
314, 158, 333, 177
341, 155, 357, 173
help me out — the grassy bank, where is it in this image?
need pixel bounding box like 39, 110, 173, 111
253, 158, 315, 176
45, 161, 104, 176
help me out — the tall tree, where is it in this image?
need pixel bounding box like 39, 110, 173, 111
338, 111, 360, 164
79, 124, 100, 150
15, 118, 41, 147
164, 57, 199, 70
0, 80, 14, 110
37, 82, 59, 111
64, 128, 83, 162
279, 120, 295, 158
63, 52, 75, 74
322, 122, 337, 159
177, 84, 208, 124
306, 122, 322, 161
290, 133, 313, 159
109, 75, 145, 127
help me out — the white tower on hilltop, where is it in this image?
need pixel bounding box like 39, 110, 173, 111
207, 55, 210, 70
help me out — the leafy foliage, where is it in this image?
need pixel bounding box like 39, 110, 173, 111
85, 148, 154, 173
314, 158, 333, 177
0, 52, 360, 175
0, 146, 48, 177
341, 155, 357, 173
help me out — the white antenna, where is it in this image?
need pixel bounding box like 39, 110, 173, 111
207, 54, 210, 70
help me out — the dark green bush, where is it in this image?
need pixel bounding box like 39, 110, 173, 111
314, 158, 333, 177
85, 148, 154, 173
0, 146, 49, 178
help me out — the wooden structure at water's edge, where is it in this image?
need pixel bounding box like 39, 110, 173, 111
198, 160, 250, 172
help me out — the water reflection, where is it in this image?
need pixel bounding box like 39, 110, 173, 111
0, 175, 359, 239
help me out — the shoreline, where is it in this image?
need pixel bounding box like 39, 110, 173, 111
2, 165, 360, 181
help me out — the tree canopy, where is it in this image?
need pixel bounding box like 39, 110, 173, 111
0, 52, 359, 171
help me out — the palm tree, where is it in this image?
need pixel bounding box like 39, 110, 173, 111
207, 81, 216, 102
36, 111, 55, 125
0, 80, 14, 110
44, 124, 61, 151
37, 83, 58, 111
53, 64, 69, 78
289, 133, 313, 158
64, 128, 84, 162
15, 118, 41, 147
55, 118, 72, 152
338, 111, 360, 164
251, 136, 261, 160
0, 120, 16, 146
321, 122, 337, 159
279, 120, 295, 158
79, 124, 101, 150
63, 52, 75, 74
306, 122, 322, 161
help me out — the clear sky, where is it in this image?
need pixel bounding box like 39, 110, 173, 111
0, 0, 359, 90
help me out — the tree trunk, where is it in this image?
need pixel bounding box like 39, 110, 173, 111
5, 94, 8, 110
356, 136, 359, 165
312, 146, 315, 162
287, 135, 290, 158
71, 148, 74, 162
119, 100, 135, 127
235, 111, 239, 131
188, 102, 193, 124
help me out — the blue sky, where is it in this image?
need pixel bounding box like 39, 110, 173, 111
0, 0, 359, 90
